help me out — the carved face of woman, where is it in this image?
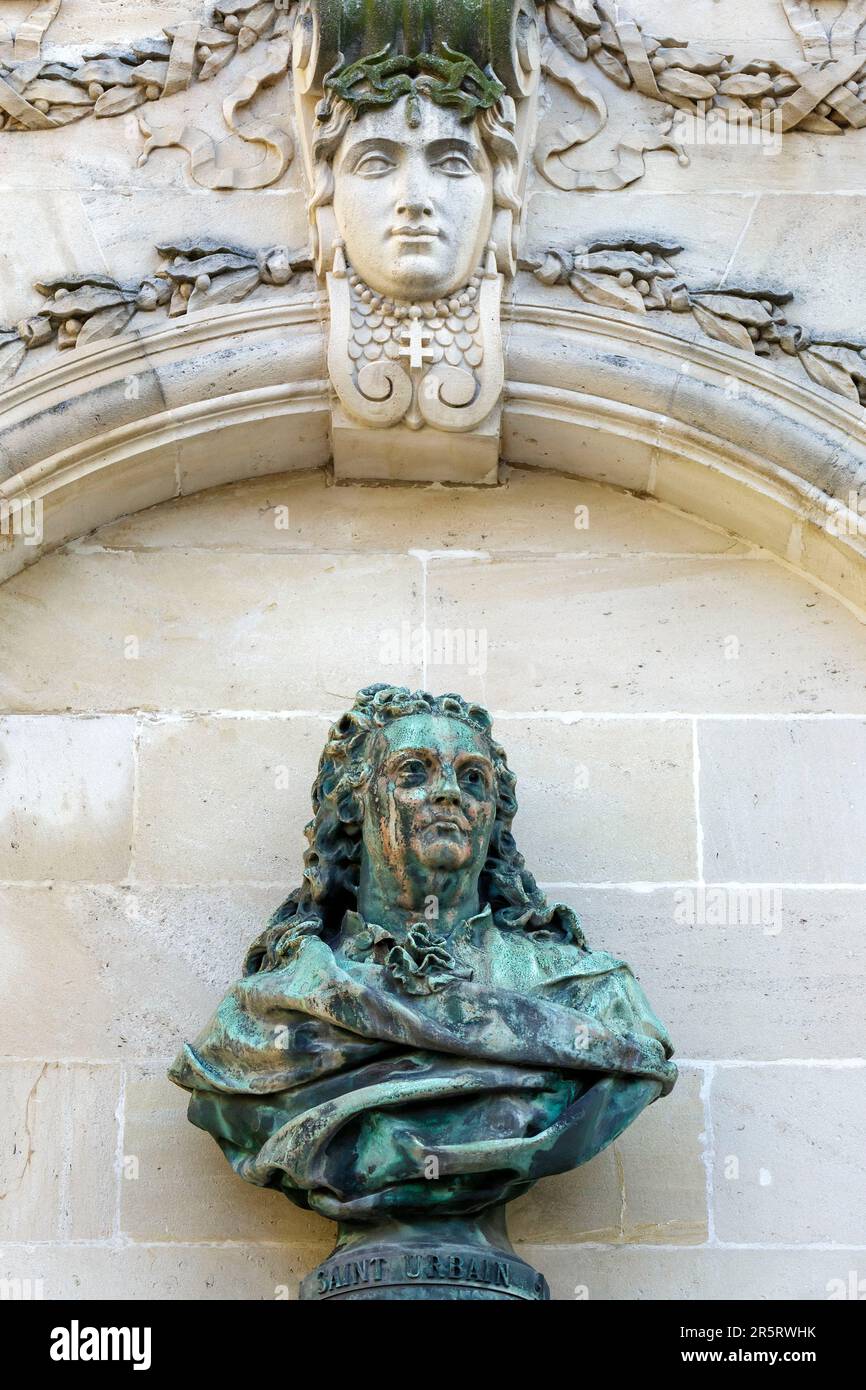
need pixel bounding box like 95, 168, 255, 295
332, 94, 494, 300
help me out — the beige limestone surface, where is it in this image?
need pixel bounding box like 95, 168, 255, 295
1, 0, 865, 1304
1, 466, 864, 1301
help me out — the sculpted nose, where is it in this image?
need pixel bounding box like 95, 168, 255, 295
432, 768, 461, 805
395, 163, 433, 221
396, 192, 434, 220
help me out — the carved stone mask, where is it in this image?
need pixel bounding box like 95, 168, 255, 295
361, 713, 498, 898
332, 94, 494, 301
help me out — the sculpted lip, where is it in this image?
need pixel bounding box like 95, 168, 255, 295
390, 225, 440, 241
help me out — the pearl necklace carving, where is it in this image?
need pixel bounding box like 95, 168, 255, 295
347, 271, 482, 322
332, 237, 498, 323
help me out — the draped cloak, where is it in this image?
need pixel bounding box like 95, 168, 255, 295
169, 905, 676, 1223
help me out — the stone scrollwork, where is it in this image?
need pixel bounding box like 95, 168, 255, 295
782, 0, 866, 69
0, 241, 307, 388
1, 1, 864, 199
0, 1, 63, 70
531, 239, 866, 406
0, 0, 296, 190
328, 240, 503, 433
1, 1, 864, 458
0, 1, 289, 129
137, 10, 296, 191
537, 0, 866, 193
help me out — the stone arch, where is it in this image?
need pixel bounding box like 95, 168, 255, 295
2, 298, 865, 616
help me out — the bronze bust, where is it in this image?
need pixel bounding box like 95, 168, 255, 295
170, 686, 676, 1300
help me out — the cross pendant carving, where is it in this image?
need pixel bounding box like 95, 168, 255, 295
398, 317, 436, 370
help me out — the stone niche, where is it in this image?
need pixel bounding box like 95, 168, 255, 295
1, 0, 866, 1302
2, 468, 866, 1299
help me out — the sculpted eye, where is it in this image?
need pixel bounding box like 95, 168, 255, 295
460, 766, 489, 794
397, 758, 428, 785
433, 153, 474, 176
354, 152, 395, 176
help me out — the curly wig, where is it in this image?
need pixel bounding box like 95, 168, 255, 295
244, 684, 585, 974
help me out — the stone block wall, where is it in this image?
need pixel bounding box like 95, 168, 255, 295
2, 468, 865, 1300
2, 0, 865, 1303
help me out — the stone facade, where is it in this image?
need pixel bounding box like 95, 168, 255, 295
2, 470, 866, 1300
1, 0, 865, 1301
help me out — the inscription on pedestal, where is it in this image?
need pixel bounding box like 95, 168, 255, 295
303, 1247, 550, 1301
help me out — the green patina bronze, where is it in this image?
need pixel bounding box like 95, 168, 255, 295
170, 685, 676, 1300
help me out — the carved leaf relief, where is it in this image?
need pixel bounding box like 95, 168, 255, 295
532, 240, 866, 405
537, 0, 866, 194
0, 241, 308, 387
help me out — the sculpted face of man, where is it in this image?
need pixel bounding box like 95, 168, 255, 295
332, 93, 494, 300
360, 713, 498, 915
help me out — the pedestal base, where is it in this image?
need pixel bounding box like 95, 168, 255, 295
300, 1210, 549, 1302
